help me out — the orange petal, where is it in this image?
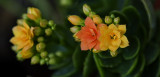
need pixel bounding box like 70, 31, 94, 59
94, 40, 100, 50
85, 17, 97, 30
81, 41, 89, 50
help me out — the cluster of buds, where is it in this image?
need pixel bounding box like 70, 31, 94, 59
68, 4, 129, 57
10, 7, 57, 65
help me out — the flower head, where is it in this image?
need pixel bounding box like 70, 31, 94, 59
99, 24, 129, 52
10, 21, 34, 59
27, 7, 41, 20
76, 17, 100, 50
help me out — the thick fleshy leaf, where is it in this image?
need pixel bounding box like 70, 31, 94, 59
83, 52, 96, 77
122, 36, 140, 60
144, 42, 160, 65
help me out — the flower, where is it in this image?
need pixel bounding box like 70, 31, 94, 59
27, 7, 41, 20
76, 17, 100, 50
10, 21, 34, 59
99, 24, 129, 52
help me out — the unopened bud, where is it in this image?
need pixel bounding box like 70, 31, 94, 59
68, 15, 82, 25
33, 27, 41, 36
93, 15, 102, 24
83, 4, 91, 16
40, 19, 48, 28
73, 33, 80, 42
40, 59, 45, 65
22, 14, 28, 20
17, 19, 23, 26
37, 36, 44, 42
48, 20, 54, 26
60, 0, 72, 6
45, 28, 52, 36
31, 55, 40, 65
27, 7, 41, 20
89, 12, 96, 17
49, 58, 56, 65
110, 51, 118, 57
16, 51, 23, 61
105, 16, 112, 24
36, 42, 46, 52
40, 51, 48, 58
110, 14, 115, 19
21, 50, 33, 59
114, 17, 120, 24
11, 45, 18, 52
48, 53, 55, 58
55, 51, 63, 57
70, 26, 79, 33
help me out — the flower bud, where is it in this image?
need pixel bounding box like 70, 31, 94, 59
49, 58, 56, 65
110, 51, 118, 57
48, 20, 54, 26
22, 14, 28, 20
48, 53, 55, 58
45, 28, 52, 36
110, 14, 115, 19
33, 27, 41, 36
40, 59, 45, 65
27, 7, 41, 20
37, 36, 44, 42
92, 49, 101, 53
40, 51, 48, 58
70, 26, 79, 33
31, 55, 40, 65
73, 33, 80, 42
105, 16, 112, 24
40, 19, 48, 28
68, 15, 82, 25
93, 15, 102, 24
21, 50, 33, 59
11, 45, 18, 52
114, 17, 120, 24
55, 51, 63, 57
83, 4, 91, 16
16, 51, 24, 61
17, 19, 23, 26
60, 0, 72, 6
36, 42, 46, 52
89, 12, 96, 18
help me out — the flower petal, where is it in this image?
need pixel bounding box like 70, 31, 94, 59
120, 35, 129, 48
108, 24, 118, 30
109, 45, 119, 52
118, 25, 126, 35
81, 41, 89, 50
85, 17, 97, 30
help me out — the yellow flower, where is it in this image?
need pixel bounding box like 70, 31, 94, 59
27, 7, 41, 20
99, 24, 129, 52
92, 15, 102, 24
10, 21, 34, 59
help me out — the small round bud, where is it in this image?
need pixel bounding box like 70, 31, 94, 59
40, 19, 48, 28
70, 26, 79, 33
45, 28, 52, 36
40, 51, 48, 58
37, 37, 44, 42
48, 53, 55, 58
110, 14, 115, 19
49, 58, 56, 65
55, 51, 63, 57
114, 17, 120, 24
11, 45, 18, 52
105, 16, 112, 24
110, 51, 118, 57
17, 19, 23, 26
22, 14, 28, 20
40, 59, 45, 65
16, 51, 23, 61
83, 4, 91, 16
68, 15, 82, 25
60, 0, 72, 6
45, 58, 49, 62
31, 56, 40, 65
33, 27, 41, 36
36, 42, 46, 52
93, 15, 102, 24
48, 20, 54, 26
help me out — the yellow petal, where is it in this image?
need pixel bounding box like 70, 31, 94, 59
108, 24, 118, 30
120, 35, 129, 48
23, 21, 30, 30
12, 26, 26, 37
118, 25, 126, 35
109, 45, 119, 52
111, 39, 121, 46
21, 49, 33, 59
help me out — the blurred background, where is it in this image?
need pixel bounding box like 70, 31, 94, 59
0, 0, 160, 77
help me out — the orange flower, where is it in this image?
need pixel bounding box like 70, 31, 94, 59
10, 21, 34, 59
76, 17, 100, 50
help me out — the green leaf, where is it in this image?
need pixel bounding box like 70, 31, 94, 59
52, 63, 76, 77
122, 6, 141, 35
98, 51, 113, 59
122, 36, 140, 60
72, 45, 88, 71
144, 42, 160, 65
141, 0, 156, 41
83, 52, 96, 77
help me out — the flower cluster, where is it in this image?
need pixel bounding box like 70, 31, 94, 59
10, 7, 56, 65
68, 4, 129, 57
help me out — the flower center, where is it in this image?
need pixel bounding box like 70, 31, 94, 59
110, 33, 117, 40
89, 29, 96, 36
